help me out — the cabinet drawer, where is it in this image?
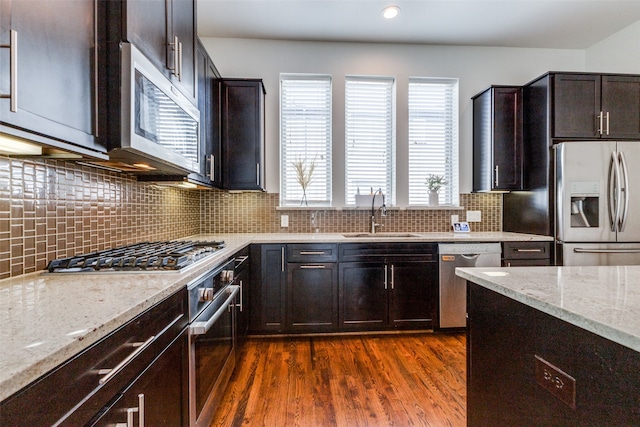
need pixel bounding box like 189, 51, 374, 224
288, 244, 338, 262
0, 288, 187, 426
339, 243, 437, 262
502, 241, 551, 260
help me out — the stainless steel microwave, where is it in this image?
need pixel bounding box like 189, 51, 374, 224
103, 42, 200, 175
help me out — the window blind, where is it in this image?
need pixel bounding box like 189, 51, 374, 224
345, 76, 396, 205
408, 78, 459, 206
280, 74, 332, 206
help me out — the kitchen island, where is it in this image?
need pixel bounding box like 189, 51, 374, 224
457, 265, 640, 426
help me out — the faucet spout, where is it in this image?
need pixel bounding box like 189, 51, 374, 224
370, 188, 386, 234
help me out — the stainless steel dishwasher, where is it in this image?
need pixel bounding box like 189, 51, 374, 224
438, 243, 501, 328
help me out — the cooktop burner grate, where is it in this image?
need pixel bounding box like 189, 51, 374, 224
46, 241, 226, 273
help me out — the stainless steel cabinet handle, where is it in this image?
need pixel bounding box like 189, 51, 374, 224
98, 336, 155, 384
120, 394, 144, 427
281, 246, 285, 271
605, 111, 610, 136
384, 265, 388, 290
238, 279, 243, 312
0, 30, 18, 112
598, 111, 604, 135
256, 163, 260, 186
209, 155, 215, 179
514, 248, 543, 253
390, 264, 394, 290
299, 251, 325, 255
494, 165, 499, 187
299, 265, 325, 269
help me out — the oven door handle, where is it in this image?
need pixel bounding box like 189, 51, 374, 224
190, 285, 240, 335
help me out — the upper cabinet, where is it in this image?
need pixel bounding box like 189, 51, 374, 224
472, 86, 523, 192
552, 73, 640, 140
216, 79, 266, 191
115, 0, 197, 104
0, 0, 107, 157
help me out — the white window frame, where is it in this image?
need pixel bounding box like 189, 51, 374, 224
279, 74, 332, 207
344, 76, 396, 206
407, 77, 459, 206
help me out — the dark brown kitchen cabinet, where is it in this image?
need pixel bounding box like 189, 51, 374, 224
107, 0, 196, 104
467, 282, 640, 426
88, 330, 188, 426
286, 244, 338, 332
338, 243, 438, 331
0, 0, 107, 157
548, 73, 640, 140
472, 86, 523, 192
502, 241, 552, 266
216, 79, 266, 191
0, 288, 187, 426
249, 244, 286, 333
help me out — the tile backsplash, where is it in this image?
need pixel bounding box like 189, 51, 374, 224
0, 157, 200, 279
2, 156, 502, 279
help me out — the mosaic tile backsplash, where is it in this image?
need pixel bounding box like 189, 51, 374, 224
2, 156, 502, 279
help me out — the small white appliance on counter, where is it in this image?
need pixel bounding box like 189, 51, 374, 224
438, 243, 501, 328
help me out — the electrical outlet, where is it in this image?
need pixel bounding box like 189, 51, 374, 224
281, 215, 289, 227
466, 210, 482, 222
451, 215, 459, 225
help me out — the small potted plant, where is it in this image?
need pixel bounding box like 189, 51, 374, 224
426, 174, 446, 206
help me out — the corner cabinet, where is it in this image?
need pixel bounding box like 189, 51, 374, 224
216, 79, 266, 191
0, 0, 107, 157
108, 0, 196, 104
472, 86, 523, 192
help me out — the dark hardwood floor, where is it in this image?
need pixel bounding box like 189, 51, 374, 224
211, 332, 466, 426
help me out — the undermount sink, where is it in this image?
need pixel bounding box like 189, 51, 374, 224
342, 232, 421, 238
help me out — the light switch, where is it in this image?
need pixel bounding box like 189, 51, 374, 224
281, 215, 289, 227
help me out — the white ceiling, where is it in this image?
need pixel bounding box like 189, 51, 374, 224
197, 0, 640, 49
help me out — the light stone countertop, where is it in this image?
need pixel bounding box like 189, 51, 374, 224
0, 231, 549, 402
456, 266, 640, 353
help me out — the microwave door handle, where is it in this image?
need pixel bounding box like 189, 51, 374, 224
619, 151, 630, 232
190, 285, 239, 335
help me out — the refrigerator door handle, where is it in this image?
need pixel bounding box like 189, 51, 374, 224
574, 248, 640, 254
618, 151, 630, 232
608, 151, 621, 232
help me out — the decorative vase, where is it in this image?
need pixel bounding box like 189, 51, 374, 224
429, 190, 439, 206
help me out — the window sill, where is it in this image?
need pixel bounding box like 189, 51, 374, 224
276, 205, 466, 211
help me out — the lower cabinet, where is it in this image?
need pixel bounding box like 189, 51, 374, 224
502, 241, 552, 266
339, 259, 437, 331
287, 261, 338, 332
89, 330, 188, 426
249, 242, 438, 334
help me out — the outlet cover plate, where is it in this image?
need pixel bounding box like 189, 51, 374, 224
281, 215, 289, 227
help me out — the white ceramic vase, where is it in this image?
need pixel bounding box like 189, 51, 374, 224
429, 190, 439, 206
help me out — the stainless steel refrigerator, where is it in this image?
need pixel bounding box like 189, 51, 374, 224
555, 141, 640, 265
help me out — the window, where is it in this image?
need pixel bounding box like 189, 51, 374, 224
280, 74, 332, 206
408, 78, 459, 206
344, 76, 396, 205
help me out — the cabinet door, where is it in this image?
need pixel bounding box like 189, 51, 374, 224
221, 80, 266, 191
552, 74, 601, 138
601, 75, 640, 139
287, 263, 338, 332
124, 0, 167, 77
339, 262, 387, 330
90, 331, 188, 426
0, 0, 105, 154
257, 244, 286, 332
168, 0, 196, 102
472, 86, 522, 192
388, 261, 437, 329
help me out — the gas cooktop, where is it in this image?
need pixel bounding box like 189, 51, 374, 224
45, 240, 226, 273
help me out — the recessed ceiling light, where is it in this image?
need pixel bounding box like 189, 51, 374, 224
382, 5, 400, 19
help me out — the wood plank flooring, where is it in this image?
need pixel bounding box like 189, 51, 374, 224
211, 332, 466, 426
